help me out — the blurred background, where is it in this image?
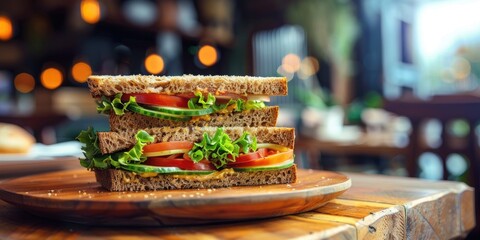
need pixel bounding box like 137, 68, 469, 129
1, 0, 480, 208
0, 0, 479, 237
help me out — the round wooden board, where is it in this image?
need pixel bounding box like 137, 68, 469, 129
0, 169, 350, 226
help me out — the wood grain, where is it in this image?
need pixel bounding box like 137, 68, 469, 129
460, 189, 476, 237
340, 173, 475, 239
298, 199, 405, 240
0, 169, 351, 226
0, 199, 356, 240
0, 171, 474, 239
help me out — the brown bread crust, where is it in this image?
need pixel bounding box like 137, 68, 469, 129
94, 165, 297, 191
88, 75, 288, 97
109, 106, 279, 131
97, 127, 295, 155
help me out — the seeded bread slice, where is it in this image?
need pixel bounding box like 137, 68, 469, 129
88, 75, 287, 97
109, 106, 279, 132
94, 165, 297, 191
97, 127, 295, 155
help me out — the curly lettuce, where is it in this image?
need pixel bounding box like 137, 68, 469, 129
188, 91, 266, 112
232, 99, 266, 112
76, 127, 154, 169
97, 94, 137, 115
188, 91, 216, 109
188, 128, 257, 169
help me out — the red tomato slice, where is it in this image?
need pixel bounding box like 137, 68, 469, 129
229, 149, 293, 168
175, 92, 197, 99
233, 148, 270, 164
122, 93, 190, 108
143, 141, 194, 153
144, 158, 215, 170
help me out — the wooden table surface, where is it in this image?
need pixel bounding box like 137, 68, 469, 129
0, 171, 474, 239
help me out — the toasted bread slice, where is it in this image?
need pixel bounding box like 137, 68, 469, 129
109, 106, 279, 132
88, 75, 287, 97
97, 127, 295, 155
94, 165, 297, 191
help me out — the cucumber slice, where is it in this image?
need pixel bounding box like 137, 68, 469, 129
121, 164, 215, 175
127, 104, 191, 121
233, 159, 295, 172
144, 105, 214, 116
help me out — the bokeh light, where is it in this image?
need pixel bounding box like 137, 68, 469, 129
41, 67, 63, 90
14, 73, 35, 93
282, 53, 301, 73
72, 62, 92, 83
81, 0, 101, 24
198, 45, 218, 67
298, 56, 320, 79
0, 16, 13, 41
446, 153, 468, 177
277, 65, 294, 81
123, 0, 157, 26
145, 54, 165, 74
451, 57, 471, 80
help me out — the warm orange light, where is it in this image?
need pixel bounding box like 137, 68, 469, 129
299, 56, 320, 78
305, 56, 319, 72
198, 45, 218, 67
277, 66, 294, 81
81, 0, 101, 24
41, 68, 63, 90
282, 53, 301, 73
0, 16, 13, 41
14, 73, 35, 93
280, 63, 295, 74
145, 54, 165, 74
72, 62, 92, 83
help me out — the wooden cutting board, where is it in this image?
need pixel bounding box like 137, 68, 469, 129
0, 169, 350, 226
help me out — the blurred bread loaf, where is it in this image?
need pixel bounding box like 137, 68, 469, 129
0, 123, 35, 154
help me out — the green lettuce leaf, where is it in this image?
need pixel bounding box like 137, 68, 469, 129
242, 100, 266, 111
187, 91, 266, 113
76, 128, 154, 169
212, 99, 266, 113
76, 127, 101, 168
97, 94, 137, 115
188, 128, 257, 169
187, 91, 216, 109
233, 132, 258, 154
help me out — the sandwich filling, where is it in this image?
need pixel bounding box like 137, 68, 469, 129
77, 128, 294, 176
97, 91, 268, 121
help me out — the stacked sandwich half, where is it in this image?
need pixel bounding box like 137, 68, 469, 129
78, 75, 296, 191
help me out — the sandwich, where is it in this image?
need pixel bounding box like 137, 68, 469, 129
88, 75, 286, 131
77, 74, 297, 191
78, 126, 296, 191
